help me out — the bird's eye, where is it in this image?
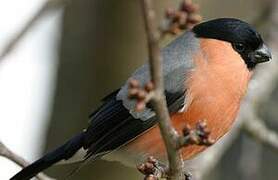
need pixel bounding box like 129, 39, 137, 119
233, 43, 245, 52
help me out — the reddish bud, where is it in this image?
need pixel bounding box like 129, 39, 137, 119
137, 90, 147, 100
166, 8, 175, 18
128, 89, 139, 98
137, 164, 146, 174
147, 156, 158, 164
129, 79, 140, 88
145, 82, 154, 92
187, 14, 202, 24
136, 102, 146, 111
145, 175, 158, 180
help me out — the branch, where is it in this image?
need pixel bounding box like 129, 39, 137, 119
140, 0, 184, 179
239, 129, 262, 180
138, 1, 210, 179
243, 115, 278, 152
0, 141, 55, 180
0, 0, 71, 62
137, 121, 214, 180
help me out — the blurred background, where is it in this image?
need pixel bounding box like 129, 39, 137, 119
0, 0, 277, 180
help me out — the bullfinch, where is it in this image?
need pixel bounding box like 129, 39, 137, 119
10, 18, 271, 180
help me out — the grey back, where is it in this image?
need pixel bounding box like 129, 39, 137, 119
116, 31, 200, 121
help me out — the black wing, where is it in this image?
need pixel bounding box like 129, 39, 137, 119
83, 89, 185, 157
82, 29, 198, 158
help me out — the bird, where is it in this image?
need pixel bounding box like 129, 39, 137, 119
10, 18, 271, 180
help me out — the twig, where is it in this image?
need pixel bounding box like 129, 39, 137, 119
140, 0, 184, 179
243, 115, 278, 153
0, 0, 71, 62
239, 133, 262, 180
139, 1, 212, 179
137, 121, 214, 180
0, 141, 55, 180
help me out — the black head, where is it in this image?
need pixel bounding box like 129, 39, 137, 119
193, 18, 271, 69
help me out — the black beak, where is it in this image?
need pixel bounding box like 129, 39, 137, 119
250, 44, 272, 64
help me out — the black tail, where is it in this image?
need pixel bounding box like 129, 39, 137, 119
10, 132, 85, 180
